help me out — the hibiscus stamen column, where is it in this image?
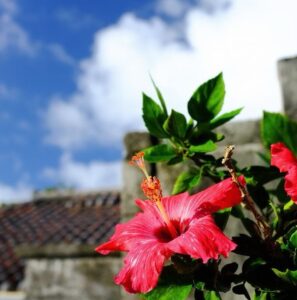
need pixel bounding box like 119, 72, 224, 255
130, 152, 178, 238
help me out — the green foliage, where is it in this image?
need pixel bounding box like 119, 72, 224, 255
141, 266, 192, 300
188, 73, 225, 122
141, 284, 192, 300
141, 73, 243, 180
149, 74, 168, 116
142, 93, 168, 138
189, 140, 217, 153
209, 108, 243, 129
172, 168, 203, 194
288, 229, 297, 249
253, 291, 269, 300
242, 166, 281, 186
214, 208, 231, 230
144, 144, 176, 162
272, 268, 297, 286
204, 291, 222, 300
232, 284, 251, 300
164, 110, 187, 139
261, 111, 297, 153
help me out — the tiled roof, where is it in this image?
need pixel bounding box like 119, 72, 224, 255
0, 191, 120, 290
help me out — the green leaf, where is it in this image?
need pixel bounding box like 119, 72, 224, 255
204, 290, 222, 300
172, 169, 202, 194
221, 262, 238, 275
214, 207, 231, 230
261, 111, 297, 154
284, 199, 294, 211
210, 108, 243, 129
142, 93, 168, 138
247, 184, 270, 209
289, 229, 297, 249
232, 284, 251, 300
189, 140, 217, 153
242, 257, 267, 274
188, 73, 225, 122
243, 166, 282, 185
167, 155, 184, 165
283, 225, 297, 245
253, 291, 268, 300
164, 110, 187, 139
144, 144, 176, 163
231, 205, 245, 219
185, 118, 194, 139
253, 292, 268, 300
272, 268, 297, 286
149, 74, 168, 117
141, 284, 192, 300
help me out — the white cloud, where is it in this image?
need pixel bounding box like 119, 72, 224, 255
0, 182, 33, 203
45, 0, 297, 151
43, 154, 122, 190
48, 43, 75, 66
0, 0, 36, 54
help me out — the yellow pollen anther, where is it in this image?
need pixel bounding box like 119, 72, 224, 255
130, 153, 178, 238
129, 152, 150, 178
141, 176, 162, 203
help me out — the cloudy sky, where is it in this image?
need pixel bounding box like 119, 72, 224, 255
0, 0, 296, 202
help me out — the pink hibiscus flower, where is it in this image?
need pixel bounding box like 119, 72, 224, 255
96, 152, 243, 294
271, 142, 297, 203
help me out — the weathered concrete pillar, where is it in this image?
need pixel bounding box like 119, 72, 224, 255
278, 56, 297, 119
121, 132, 153, 222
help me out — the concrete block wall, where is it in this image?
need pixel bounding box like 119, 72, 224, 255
121, 132, 154, 222
23, 258, 121, 300
278, 56, 297, 119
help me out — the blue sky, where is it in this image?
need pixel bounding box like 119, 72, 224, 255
0, 0, 297, 202
0, 0, 152, 199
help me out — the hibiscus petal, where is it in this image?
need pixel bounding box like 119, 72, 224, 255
115, 242, 171, 293
163, 177, 243, 231
271, 142, 297, 173
166, 215, 236, 263
96, 200, 164, 254
284, 167, 297, 203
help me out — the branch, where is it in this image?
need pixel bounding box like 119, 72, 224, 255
222, 145, 271, 240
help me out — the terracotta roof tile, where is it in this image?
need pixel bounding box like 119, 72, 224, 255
0, 191, 120, 290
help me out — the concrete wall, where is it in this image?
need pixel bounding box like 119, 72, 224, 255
22, 258, 121, 300
278, 56, 297, 119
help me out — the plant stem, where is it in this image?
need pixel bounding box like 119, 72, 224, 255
222, 145, 271, 240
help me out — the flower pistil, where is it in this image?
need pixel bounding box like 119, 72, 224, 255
130, 152, 178, 238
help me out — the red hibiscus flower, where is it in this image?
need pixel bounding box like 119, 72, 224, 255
271, 142, 297, 203
96, 152, 243, 294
